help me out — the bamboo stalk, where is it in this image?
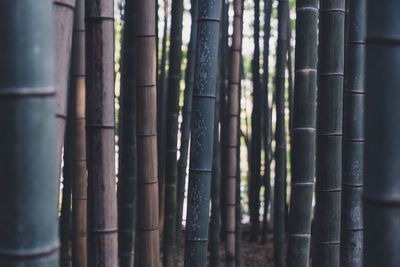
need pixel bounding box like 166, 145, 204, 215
274, 0, 289, 266
364, 1, 400, 266
224, 0, 243, 265
286, 1, 318, 266
183, 0, 221, 264
176, 0, 198, 264
163, 0, 185, 262
85, 0, 118, 265
70, 1, 87, 266
135, 0, 160, 265
118, 0, 137, 265
313, 0, 345, 266
0, 1, 59, 265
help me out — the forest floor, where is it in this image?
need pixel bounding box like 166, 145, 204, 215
174, 224, 275, 266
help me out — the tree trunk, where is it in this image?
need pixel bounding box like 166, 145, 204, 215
85, 0, 118, 265
53, 0, 76, 205
274, 0, 289, 266
249, 0, 262, 242
176, 0, 199, 264
183, 0, 221, 264
0, 1, 59, 265
134, 0, 160, 264
286, 0, 318, 266
363, 1, 400, 266
224, 0, 243, 265
118, 0, 137, 266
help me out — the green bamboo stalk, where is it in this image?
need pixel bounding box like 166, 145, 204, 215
0, 1, 58, 266
285, 1, 318, 266
364, 1, 400, 266
135, 0, 160, 264
175, 0, 198, 264
340, 0, 365, 266
183, 0, 221, 264
53, 0, 76, 203
70, 0, 87, 266
313, 0, 345, 266
249, 0, 262, 242
261, 0, 273, 244
86, 0, 118, 265
274, 0, 289, 266
163, 0, 184, 262
118, 0, 137, 266
224, 0, 243, 264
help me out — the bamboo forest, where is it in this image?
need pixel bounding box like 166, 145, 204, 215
2, 0, 400, 266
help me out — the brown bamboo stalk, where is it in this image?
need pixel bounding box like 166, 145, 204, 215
53, 0, 76, 203
71, 0, 87, 266
225, 0, 244, 265
85, 0, 118, 266
135, 0, 160, 265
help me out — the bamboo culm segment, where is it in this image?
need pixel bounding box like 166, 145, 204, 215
53, 0, 76, 205
70, 0, 87, 265
274, 1, 289, 267
313, 1, 345, 266
163, 0, 184, 263
340, 0, 365, 266
235, 78, 242, 267
224, 0, 243, 265
118, 0, 137, 266
286, 1, 318, 266
183, 0, 221, 265
85, 0, 119, 266
135, 0, 160, 265
364, 1, 400, 266
176, 0, 198, 264
261, 0, 273, 243
0, 1, 59, 266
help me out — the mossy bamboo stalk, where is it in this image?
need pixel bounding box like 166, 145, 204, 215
53, 0, 76, 203
163, 0, 184, 262
183, 0, 221, 264
85, 0, 118, 265
364, 1, 400, 266
135, 0, 160, 264
0, 1, 58, 265
261, 0, 273, 244
70, 0, 87, 266
313, 0, 345, 266
340, 0, 365, 266
235, 73, 242, 267
118, 0, 137, 265
224, 0, 243, 264
175, 0, 199, 264
286, 1, 318, 266
274, 0, 289, 266
249, 0, 262, 242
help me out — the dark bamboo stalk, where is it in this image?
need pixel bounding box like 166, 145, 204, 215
0, 1, 58, 265
135, 0, 160, 265
249, 0, 262, 242
274, 0, 289, 266
70, 0, 87, 266
261, 0, 273, 244
224, 0, 243, 265
313, 0, 345, 266
340, 0, 365, 266
175, 0, 199, 264
183, 0, 221, 264
53, 0, 76, 202
286, 0, 318, 266
118, 0, 137, 265
85, 0, 118, 265
163, 0, 184, 262
363, 1, 400, 266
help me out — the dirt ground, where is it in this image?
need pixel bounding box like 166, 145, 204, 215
174, 224, 275, 267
